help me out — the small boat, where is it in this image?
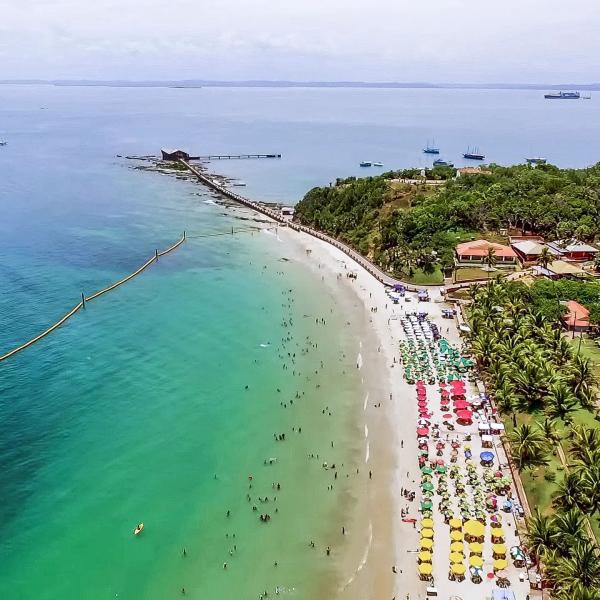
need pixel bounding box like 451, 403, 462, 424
232, 181, 247, 187
526, 157, 547, 165
463, 147, 485, 160
373, 161, 384, 167
134, 523, 145, 536
433, 159, 454, 168
359, 161, 372, 167
0, 141, 7, 146
423, 140, 440, 154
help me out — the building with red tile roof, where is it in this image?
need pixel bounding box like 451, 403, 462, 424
562, 300, 590, 332
455, 240, 518, 266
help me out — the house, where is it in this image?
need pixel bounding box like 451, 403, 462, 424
456, 167, 491, 177
161, 148, 190, 161
547, 239, 599, 262
562, 300, 590, 332
455, 240, 518, 267
531, 260, 586, 279
511, 239, 546, 264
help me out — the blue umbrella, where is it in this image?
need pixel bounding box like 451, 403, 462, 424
480, 451, 495, 463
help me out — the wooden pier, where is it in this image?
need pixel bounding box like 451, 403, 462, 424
192, 153, 281, 160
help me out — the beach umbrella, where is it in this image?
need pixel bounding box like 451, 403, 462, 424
450, 563, 466, 575
436, 465, 447, 474
450, 552, 464, 563
492, 529, 505, 541
453, 400, 469, 409
492, 544, 507, 556
440, 398, 450, 406
418, 550, 432, 562
421, 466, 433, 475
420, 500, 433, 511
469, 542, 483, 554
418, 563, 433, 575
416, 427, 430, 437
469, 555, 484, 568
436, 458, 445, 466
420, 538, 433, 550
464, 520, 485, 537
421, 518, 434, 528
456, 410, 473, 423
493, 559, 508, 571
450, 530, 463, 541
421, 528, 434, 539
480, 451, 495, 463
442, 413, 453, 420
422, 482, 434, 492
449, 518, 462, 530
450, 541, 464, 552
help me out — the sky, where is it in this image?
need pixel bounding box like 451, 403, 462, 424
1, 0, 599, 82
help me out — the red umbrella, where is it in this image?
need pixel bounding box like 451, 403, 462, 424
440, 398, 450, 405
416, 380, 426, 388
454, 400, 469, 409
436, 458, 445, 466
456, 409, 473, 422
442, 413, 453, 420
419, 411, 431, 418
416, 427, 430, 436
436, 442, 445, 450
439, 382, 447, 387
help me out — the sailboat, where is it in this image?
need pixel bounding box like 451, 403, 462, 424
423, 140, 440, 154
463, 146, 485, 160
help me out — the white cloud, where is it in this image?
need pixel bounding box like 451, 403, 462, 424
1, 0, 599, 81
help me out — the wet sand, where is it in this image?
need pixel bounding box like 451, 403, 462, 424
278, 226, 425, 600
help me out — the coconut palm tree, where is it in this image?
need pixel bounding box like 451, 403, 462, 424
539, 417, 562, 445
553, 472, 588, 512
481, 246, 497, 281
494, 383, 520, 427
569, 354, 598, 408
555, 582, 600, 600
546, 540, 600, 593
553, 509, 587, 556
537, 246, 554, 271
545, 381, 578, 424
524, 508, 558, 562
512, 363, 550, 412
507, 423, 550, 471
570, 425, 600, 462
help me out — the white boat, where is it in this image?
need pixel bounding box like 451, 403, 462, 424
134, 523, 145, 535
373, 162, 384, 167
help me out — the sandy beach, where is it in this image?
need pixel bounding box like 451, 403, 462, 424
278, 223, 533, 600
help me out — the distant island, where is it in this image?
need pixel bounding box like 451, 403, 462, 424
2, 79, 600, 90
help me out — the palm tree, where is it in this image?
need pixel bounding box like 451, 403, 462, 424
539, 417, 562, 445
553, 472, 588, 512
481, 246, 497, 281
569, 354, 598, 408
507, 423, 550, 471
512, 363, 550, 412
553, 509, 587, 556
537, 246, 554, 271
546, 540, 600, 593
545, 381, 578, 424
570, 425, 600, 462
494, 383, 519, 427
524, 508, 558, 562
555, 582, 600, 600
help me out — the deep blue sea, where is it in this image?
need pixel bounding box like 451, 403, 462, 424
0, 84, 599, 599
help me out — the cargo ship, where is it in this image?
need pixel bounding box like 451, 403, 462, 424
544, 91, 581, 99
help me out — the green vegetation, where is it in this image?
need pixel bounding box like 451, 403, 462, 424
467, 281, 600, 597
294, 163, 600, 279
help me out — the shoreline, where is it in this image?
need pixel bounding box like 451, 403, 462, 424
278, 226, 424, 599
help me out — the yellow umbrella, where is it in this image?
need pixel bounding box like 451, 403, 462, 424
493, 559, 508, 571
418, 550, 432, 562
449, 518, 462, 530
421, 528, 434, 539
418, 563, 433, 575
492, 543, 507, 555
469, 555, 484, 568
469, 542, 483, 554
491, 528, 505, 540
450, 530, 464, 541
420, 538, 433, 549
464, 520, 485, 537
451, 563, 466, 575
449, 552, 464, 563
421, 518, 434, 528
450, 541, 464, 552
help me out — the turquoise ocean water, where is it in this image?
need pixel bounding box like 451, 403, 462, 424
1, 85, 599, 598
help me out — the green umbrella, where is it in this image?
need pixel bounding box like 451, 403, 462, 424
422, 482, 434, 492
420, 500, 433, 510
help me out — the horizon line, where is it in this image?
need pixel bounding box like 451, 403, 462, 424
1, 79, 599, 90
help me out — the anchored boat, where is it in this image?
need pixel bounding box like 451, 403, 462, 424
423, 140, 440, 154
433, 159, 454, 168
463, 147, 485, 160
544, 90, 581, 99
